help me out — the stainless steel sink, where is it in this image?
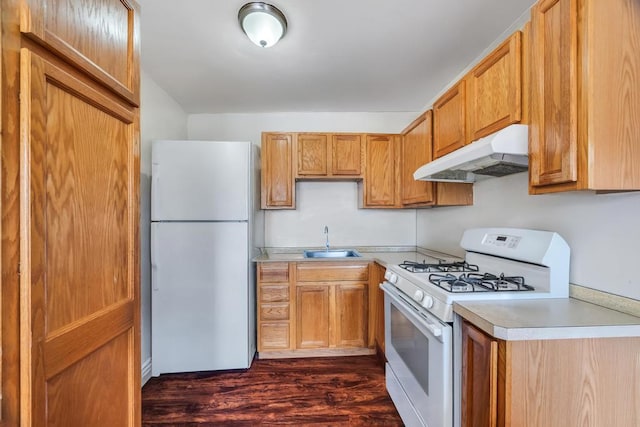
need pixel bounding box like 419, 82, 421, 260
303, 249, 362, 258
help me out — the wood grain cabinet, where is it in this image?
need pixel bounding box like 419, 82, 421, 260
401, 112, 474, 207
368, 262, 387, 354
461, 321, 499, 427
261, 133, 295, 209
529, 0, 640, 193
295, 263, 369, 351
296, 133, 363, 178
362, 134, 400, 208
466, 31, 523, 143
461, 320, 640, 426
257, 263, 292, 352
433, 81, 467, 159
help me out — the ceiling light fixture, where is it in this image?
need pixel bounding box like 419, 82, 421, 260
238, 2, 288, 48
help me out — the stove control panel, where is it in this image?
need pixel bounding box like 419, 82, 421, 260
482, 233, 521, 249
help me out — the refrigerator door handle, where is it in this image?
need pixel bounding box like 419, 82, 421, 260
151, 222, 159, 291
152, 162, 161, 219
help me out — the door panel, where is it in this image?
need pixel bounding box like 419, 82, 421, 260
20, 49, 139, 425
20, 0, 141, 104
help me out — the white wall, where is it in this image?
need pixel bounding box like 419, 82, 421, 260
140, 70, 188, 382
417, 173, 640, 300
188, 112, 420, 247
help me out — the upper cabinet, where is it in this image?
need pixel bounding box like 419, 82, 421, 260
466, 31, 523, 142
529, 0, 640, 193
296, 133, 328, 176
262, 133, 295, 209
433, 81, 467, 159
362, 134, 399, 208
296, 133, 362, 178
401, 112, 436, 205
401, 112, 474, 207
331, 134, 363, 176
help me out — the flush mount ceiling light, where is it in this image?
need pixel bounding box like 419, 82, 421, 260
238, 2, 288, 48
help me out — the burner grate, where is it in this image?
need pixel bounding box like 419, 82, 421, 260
399, 260, 479, 273
428, 272, 534, 293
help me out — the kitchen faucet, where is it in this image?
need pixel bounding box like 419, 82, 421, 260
324, 226, 330, 251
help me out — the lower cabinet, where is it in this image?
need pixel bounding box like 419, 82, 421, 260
461, 320, 640, 427
296, 283, 367, 349
258, 261, 373, 358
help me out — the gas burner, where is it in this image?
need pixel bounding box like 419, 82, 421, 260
428, 272, 533, 293
399, 260, 480, 274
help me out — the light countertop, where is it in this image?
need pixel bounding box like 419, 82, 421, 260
454, 298, 640, 341
253, 247, 460, 267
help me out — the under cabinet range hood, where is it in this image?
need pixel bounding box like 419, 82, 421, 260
413, 124, 529, 183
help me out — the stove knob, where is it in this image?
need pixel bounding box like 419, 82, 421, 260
413, 290, 424, 302
421, 295, 434, 309
387, 273, 398, 284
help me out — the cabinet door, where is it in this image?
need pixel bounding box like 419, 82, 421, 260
20, 50, 139, 426
433, 81, 467, 158
297, 133, 328, 176
262, 133, 295, 209
363, 134, 398, 208
331, 134, 362, 176
334, 284, 367, 348
529, 0, 578, 187
461, 321, 498, 427
296, 285, 330, 349
467, 31, 522, 142
401, 112, 435, 205
369, 263, 386, 352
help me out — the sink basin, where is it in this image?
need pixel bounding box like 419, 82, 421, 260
303, 249, 362, 258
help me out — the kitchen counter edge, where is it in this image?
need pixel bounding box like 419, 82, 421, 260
454, 298, 640, 341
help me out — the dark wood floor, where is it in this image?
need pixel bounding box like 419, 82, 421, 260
142, 355, 404, 426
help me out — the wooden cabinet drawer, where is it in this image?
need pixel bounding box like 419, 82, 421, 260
260, 285, 289, 302
296, 262, 369, 282
259, 323, 290, 350
260, 303, 289, 321
258, 263, 289, 282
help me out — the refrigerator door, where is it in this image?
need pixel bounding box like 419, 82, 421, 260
151, 222, 251, 375
152, 140, 250, 221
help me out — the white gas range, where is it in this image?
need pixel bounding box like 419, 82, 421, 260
381, 227, 570, 427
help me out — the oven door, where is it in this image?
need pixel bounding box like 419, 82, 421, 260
382, 282, 453, 427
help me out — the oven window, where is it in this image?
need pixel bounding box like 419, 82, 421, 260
390, 304, 429, 395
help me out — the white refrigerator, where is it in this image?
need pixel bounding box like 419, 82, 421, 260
150, 140, 263, 376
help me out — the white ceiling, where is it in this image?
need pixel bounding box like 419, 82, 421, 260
139, 0, 535, 114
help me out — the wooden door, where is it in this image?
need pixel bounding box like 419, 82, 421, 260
433, 81, 467, 158
400, 112, 435, 206
363, 134, 398, 208
461, 321, 498, 427
466, 31, 522, 142
297, 133, 328, 176
331, 134, 362, 176
261, 133, 295, 209
296, 285, 330, 349
13, 0, 141, 425
529, 0, 578, 187
334, 284, 367, 348
20, 49, 140, 426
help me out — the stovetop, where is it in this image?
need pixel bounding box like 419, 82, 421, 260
398, 261, 534, 293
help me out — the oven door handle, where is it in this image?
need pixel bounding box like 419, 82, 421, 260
381, 281, 445, 339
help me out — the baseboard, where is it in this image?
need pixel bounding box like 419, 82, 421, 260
141, 357, 152, 386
